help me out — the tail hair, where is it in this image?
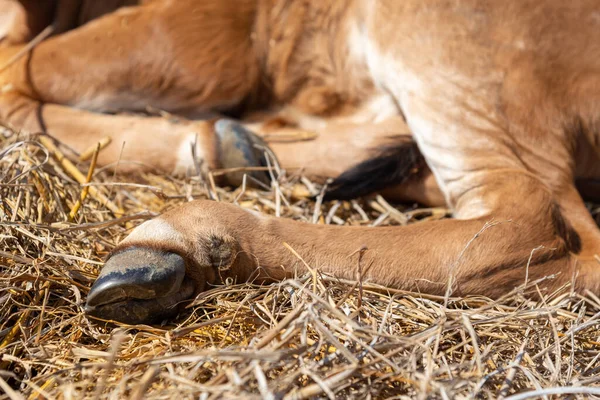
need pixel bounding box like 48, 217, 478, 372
323, 136, 424, 201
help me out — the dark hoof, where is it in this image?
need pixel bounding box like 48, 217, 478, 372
214, 119, 275, 186
85, 248, 194, 324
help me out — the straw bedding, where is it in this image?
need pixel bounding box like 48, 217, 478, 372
1, 127, 600, 400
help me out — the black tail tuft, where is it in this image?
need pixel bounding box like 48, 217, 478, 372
323, 137, 424, 201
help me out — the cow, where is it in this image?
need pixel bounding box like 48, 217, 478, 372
1, 0, 599, 324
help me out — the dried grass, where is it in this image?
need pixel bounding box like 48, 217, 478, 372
1, 127, 600, 400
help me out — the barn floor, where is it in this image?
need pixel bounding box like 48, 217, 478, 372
1, 128, 600, 400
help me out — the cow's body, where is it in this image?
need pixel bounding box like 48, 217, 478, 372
1, 0, 600, 323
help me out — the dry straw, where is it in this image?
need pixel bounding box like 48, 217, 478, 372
0, 126, 599, 399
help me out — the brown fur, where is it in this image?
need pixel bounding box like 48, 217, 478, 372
2, 0, 600, 298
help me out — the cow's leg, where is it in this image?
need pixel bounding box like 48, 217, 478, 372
85, 173, 587, 323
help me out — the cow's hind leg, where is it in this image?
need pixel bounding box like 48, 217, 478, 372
84, 89, 600, 325
85, 127, 598, 324
85, 171, 588, 324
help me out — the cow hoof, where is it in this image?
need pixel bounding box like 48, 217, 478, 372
85, 248, 194, 324
214, 119, 274, 186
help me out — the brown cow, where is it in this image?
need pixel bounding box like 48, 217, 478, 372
1, 0, 599, 324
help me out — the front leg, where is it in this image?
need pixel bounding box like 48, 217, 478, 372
86, 186, 583, 324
